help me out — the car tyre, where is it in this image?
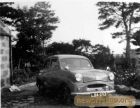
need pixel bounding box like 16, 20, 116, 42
37, 81, 45, 95
58, 84, 73, 104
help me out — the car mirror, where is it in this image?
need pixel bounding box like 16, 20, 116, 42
106, 66, 111, 71
64, 65, 70, 70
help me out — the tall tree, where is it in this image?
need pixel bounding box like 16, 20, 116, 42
97, 2, 140, 66
14, 2, 58, 68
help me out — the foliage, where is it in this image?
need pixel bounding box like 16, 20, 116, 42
133, 72, 140, 89
97, 2, 140, 66
0, 2, 59, 69
13, 2, 59, 68
92, 44, 114, 69
45, 40, 114, 69
46, 42, 75, 56
0, 2, 22, 26
12, 37, 114, 84
132, 30, 140, 51
113, 54, 137, 87
72, 39, 92, 54
46, 39, 94, 56
132, 31, 140, 46
0, 2, 59, 84
114, 68, 136, 86
12, 68, 37, 85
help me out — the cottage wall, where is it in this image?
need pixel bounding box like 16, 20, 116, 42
0, 20, 11, 88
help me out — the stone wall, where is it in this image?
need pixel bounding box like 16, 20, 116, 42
0, 36, 10, 87
0, 20, 11, 88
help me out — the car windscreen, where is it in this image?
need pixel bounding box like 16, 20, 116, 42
60, 58, 93, 70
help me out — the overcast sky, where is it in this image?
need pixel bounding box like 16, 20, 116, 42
2, 0, 140, 54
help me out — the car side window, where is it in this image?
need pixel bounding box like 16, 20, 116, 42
45, 59, 51, 68
50, 58, 60, 70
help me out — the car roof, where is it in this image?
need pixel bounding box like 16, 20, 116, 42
49, 54, 88, 59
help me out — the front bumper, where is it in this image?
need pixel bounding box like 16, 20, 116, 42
71, 80, 115, 95
71, 90, 115, 95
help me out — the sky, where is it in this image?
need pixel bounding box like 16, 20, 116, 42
2, 0, 140, 54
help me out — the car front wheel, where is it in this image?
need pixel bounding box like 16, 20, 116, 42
57, 84, 73, 104
36, 81, 45, 95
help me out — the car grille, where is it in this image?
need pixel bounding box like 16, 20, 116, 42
86, 84, 112, 92
87, 84, 106, 88
83, 76, 108, 82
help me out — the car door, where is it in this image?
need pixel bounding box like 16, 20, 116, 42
45, 57, 75, 90
45, 57, 62, 88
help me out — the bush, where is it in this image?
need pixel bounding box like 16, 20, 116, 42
133, 72, 140, 89
12, 68, 37, 85
114, 68, 136, 86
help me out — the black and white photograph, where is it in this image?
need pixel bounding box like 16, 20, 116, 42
1, 0, 140, 107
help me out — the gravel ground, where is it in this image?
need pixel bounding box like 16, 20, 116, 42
2, 82, 140, 108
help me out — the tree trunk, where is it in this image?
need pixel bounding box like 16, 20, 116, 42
18, 58, 21, 69
126, 32, 131, 67
121, 3, 131, 68
43, 40, 45, 55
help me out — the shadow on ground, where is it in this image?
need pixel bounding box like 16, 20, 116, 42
2, 83, 140, 108
1, 86, 77, 108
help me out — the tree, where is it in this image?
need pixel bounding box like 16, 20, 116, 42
92, 44, 114, 69
97, 2, 140, 66
132, 30, 140, 50
44, 40, 114, 69
0, 2, 22, 26
14, 2, 59, 68
46, 42, 75, 56
72, 39, 92, 55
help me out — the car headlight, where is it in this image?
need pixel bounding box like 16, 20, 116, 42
75, 73, 83, 81
109, 73, 114, 80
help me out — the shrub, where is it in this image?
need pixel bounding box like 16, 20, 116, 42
114, 68, 136, 86
12, 68, 37, 85
133, 72, 140, 89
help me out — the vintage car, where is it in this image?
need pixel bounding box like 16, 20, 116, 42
36, 54, 115, 101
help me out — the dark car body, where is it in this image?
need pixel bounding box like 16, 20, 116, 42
36, 54, 115, 96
